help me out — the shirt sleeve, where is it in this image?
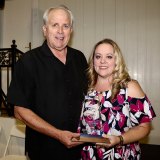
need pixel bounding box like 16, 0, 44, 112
7, 54, 35, 109
128, 95, 156, 125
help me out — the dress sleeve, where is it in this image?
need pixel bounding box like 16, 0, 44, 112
128, 95, 156, 124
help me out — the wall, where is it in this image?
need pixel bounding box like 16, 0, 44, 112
0, 0, 160, 144
0, 10, 3, 47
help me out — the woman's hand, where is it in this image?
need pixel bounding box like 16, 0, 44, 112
96, 134, 120, 148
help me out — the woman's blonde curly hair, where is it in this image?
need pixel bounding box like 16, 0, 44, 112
87, 38, 131, 100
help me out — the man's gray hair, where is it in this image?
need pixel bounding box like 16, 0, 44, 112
43, 5, 74, 27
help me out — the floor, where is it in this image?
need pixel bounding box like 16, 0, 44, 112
141, 143, 160, 160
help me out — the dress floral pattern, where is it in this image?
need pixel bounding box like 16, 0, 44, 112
78, 89, 156, 160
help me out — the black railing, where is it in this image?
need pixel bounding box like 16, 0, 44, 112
0, 40, 24, 116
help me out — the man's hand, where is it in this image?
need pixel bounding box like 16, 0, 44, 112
57, 130, 83, 148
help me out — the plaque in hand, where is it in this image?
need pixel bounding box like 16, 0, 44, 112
72, 133, 110, 143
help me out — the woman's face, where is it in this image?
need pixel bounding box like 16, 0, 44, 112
93, 43, 116, 79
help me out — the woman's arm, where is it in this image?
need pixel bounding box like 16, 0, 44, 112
122, 80, 151, 144
101, 122, 151, 148
100, 80, 151, 147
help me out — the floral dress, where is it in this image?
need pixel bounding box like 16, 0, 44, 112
78, 89, 156, 160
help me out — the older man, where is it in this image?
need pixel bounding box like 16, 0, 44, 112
7, 5, 88, 160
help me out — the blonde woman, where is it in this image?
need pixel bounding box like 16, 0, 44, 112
78, 38, 156, 159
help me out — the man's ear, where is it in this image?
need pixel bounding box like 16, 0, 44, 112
70, 27, 73, 33
42, 25, 47, 36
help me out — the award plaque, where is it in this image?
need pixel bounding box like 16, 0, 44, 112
72, 133, 110, 143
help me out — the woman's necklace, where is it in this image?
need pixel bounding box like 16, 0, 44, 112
97, 91, 103, 102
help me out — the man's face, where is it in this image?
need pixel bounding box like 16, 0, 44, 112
43, 9, 72, 51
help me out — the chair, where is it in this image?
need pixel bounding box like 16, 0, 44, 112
3, 124, 26, 159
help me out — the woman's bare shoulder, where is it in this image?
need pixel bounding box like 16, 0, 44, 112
127, 80, 145, 98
